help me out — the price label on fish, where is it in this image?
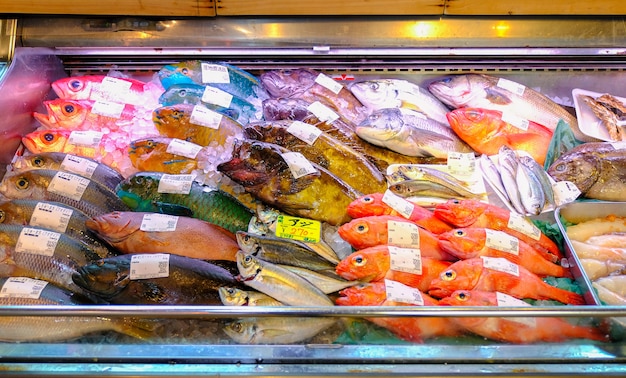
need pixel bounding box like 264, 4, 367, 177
15, 227, 61, 256
497, 78, 526, 96
157, 174, 194, 194
314, 73, 343, 94
30, 202, 73, 233
281, 152, 318, 179
201, 63, 230, 84
481, 256, 520, 276
507, 212, 541, 241
130, 253, 170, 280
382, 190, 414, 219
552, 180, 581, 206
201, 86, 233, 108
91, 100, 125, 118
388, 246, 422, 275
485, 229, 520, 255
307, 101, 340, 123
68, 130, 103, 147
384, 279, 424, 305
275, 215, 321, 243
387, 220, 420, 247
501, 111, 530, 131
166, 138, 202, 159
495, 291, 536, 327
447, 152, 476, 176
140, 213, 179, 232
190, 105, 222, 129
0, 277, 48, 299
48, 171, 90, 202
98, 76, 133, 103
60, 154, 97, 179
287, 121, 322, 145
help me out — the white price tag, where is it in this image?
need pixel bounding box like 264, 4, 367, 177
201, 85, 233, 108
552, 180, 581, 205
0, 277, 48, 299
157, 174, 194, 194
307, 101, 340, 123
68, 130, 103, 147
388, 246, 422, 275
497, 78, 526, 96
281, 152, 318, 179
481, 256, 520, 276
129, 253, 170, 280
384, 279, 425, 305
201, 63, 230, 84
500, 111, 530, 131
314, 73, 343, 94
387, 220, 420, 247
496, 291, 536, 327
507, 212, 541, 241
447, 152, 476, 176
140, 213, 179, 232
30, 202, 73, 233
166, 138, 202, 159
91, 100, 124, 118
286, 121, 322, 145
15, 227, 61, 256
485, 229, 520, 255
98, 76, 132, 102
190, 105, 223, 129
48, 171, 90, 201
60, 154, 97, 178
382, 190, 414, 219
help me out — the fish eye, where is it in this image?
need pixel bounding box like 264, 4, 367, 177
181, 68, 189, 75
361, 196, 373, 203
43, 133, 55, 143
178, 89, 186, 96
244, 255, 253, 263
134, 177, 144, 185
369, 82, 379, 91
96, 260, 105, 267
353, 255, 366, 266
465, 109, 482, 121
226, 287, 236, 295
62, 104, 75, 115
0, 210, 5, 223
355, 224, 369, 234
146, 141, 155, 148
32, 156, 45, 167
441, 270, 457, 281
15, 177, 29, 190
69, 79, 83, 90
554, 163, 566, 172
454, 230, 465, 237
456, 291, 470, 301
230, 322, 243, 332
451, 199, 461, 204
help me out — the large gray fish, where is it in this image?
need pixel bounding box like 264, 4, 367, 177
547, 142, 626, 201
72, 253, 243, 305
356, 108, 473, 159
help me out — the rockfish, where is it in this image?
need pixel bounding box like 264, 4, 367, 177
547, 142, 626, 202
428, 257, 586, 305
446, 107, 553, 165
337, 215, 456, 261
439, 290, 606, 344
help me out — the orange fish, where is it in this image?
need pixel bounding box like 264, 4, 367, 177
335, 244, 452, 292
428, 257, 585, 305
337, 215, 456, 261
346, 192, 453, 234
33, 99, 139, 132
438, 227, 572, 278
52, 75, 162, 107
446, 107, 553, 165
336, 281, 462, 342
439, 290, 607, 344
433, 199, 563, 263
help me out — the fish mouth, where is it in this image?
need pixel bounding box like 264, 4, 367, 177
427, 288, 451, 299
32, 112, 57, 129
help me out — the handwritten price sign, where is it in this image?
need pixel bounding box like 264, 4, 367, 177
275, 215, 321, 243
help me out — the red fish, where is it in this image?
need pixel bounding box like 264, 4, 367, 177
437, 227, 572, 278
33, 99, 140, 132
337, 215, 456, 261
346, 192, 453, 234
433, 199, 563, 263
336, 281, 462, 342
439, 290, 607, 344
335, 244, 452, 292
428, 257, 585, 305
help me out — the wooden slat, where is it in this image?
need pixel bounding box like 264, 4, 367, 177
0, 0, 215, 17
445, 0, 626, 15
216, 0, 444, 16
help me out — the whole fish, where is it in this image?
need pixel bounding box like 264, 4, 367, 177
337, 215, 457, 261
439, 290, 606, 344
547, 142, 626, 202
427, 74, 581, 138
0, 169, 130, 217
346, 192, 453, 234
335, 244, 452, 292
350, 79, 451, 125
336, 281, 462, 342
128, 136, 211, 174
0, 224, 110, 294
217, 140, 360, 226
72, 253, 242, 304
260, 68, 367, 125
428, 257, 586, 305
115, 171, 254, 234
356, 108, 473, 159
218, 286, 283, 306
446, 108, 553, 165
262, 97, 318, 122
280, 264, 358, 294
518, 155, 554, 207
478, 154, 510, 203
224, 316, 337, 344
86, 211, 240, 262
437, 228, 571, 278
515, 156, 546, 215
159, 83, 261, 124
388, 179, 481, 201
51, 74, 162, 108
11, 152, 124, 191
152, 104, 244, 148
0, 277, 152, 342
497, 145, 525, 214
235, 251, 334, 306
243, 120, 387, 195
236, 231, 337, 271
433, 199, 563, 263
157, 60, 268, 102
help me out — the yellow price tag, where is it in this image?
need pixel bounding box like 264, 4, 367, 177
275, 215, 321, 243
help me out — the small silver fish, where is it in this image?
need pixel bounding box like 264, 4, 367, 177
518, 155, 555, 207
218, 286, 282, 306
224, 316, 337, 344
516, 159, 546, 215
498, 146, 525, 214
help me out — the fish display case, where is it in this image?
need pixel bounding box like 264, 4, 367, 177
2, 15, 626, 377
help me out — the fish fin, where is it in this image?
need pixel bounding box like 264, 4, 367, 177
152, 201, 194, 217
116, 318, 159, 340
484, 88, 513, 105
545, 286, 586, 305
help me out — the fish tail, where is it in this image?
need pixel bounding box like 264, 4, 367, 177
545, 286, 586, 305
116, 318, 158, 340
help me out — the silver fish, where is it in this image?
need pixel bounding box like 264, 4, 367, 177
518, 155, 555, 207
224, 316, 337, 344
478, 154, 510, 202
498, 146, 525, 214
218, 286, 282, 306
387, 165, 479, 199
516, 159, 545, 215
279, 264, 359, 294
